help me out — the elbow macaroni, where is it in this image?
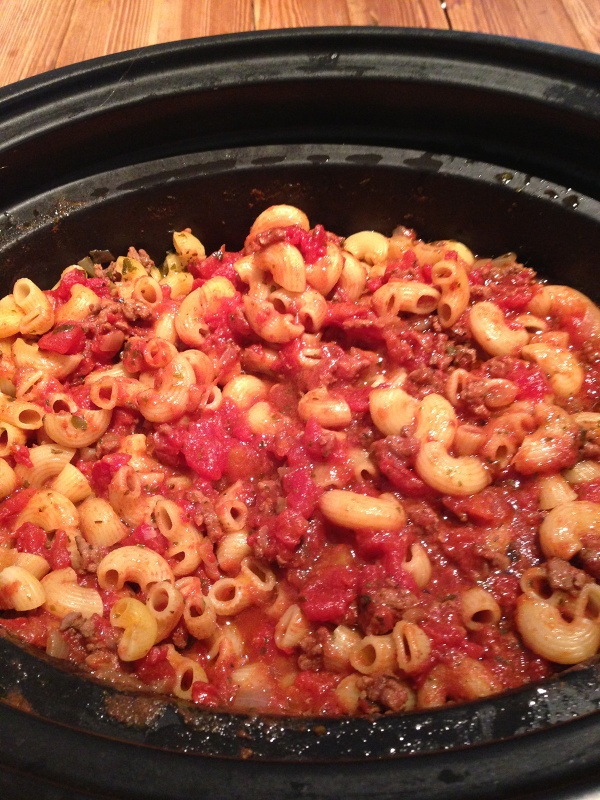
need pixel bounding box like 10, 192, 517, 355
0, 206, 599, 718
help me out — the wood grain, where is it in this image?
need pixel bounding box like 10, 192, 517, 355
253, 0, 447, 29
0, 0, 256, 86
445, 0, 600, 53
0, 0, 598, 89
560, 0, 600, 53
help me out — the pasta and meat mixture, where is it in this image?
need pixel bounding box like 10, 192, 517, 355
0, 203, 599, 717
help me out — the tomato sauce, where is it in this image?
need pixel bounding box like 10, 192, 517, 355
0, 211, 598, 718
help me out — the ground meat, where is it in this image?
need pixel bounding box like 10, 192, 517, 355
486, 356, 520, 380
373, 434, 420, 462
334, 347, 380, 381
357, 583, 417, 635
75, 536, 110, 573
402, 499, 440, 535
359, 675, 412, 713
469, 282, 494, 302
126, 247, 155, 272
60, 612, 120, 654
297, 627, 330, 671
460, 378, 493, 419
447, 322, 471, 342
171, 621, 189, 650
371, 434, 433, 498
252, 480, 284, 517
580, 440, 600, 460
405, 365, 447, 398
122, 300, 153, 322
306, 425, 341, 460
425, 337, 454, 371
186, 491, 221, 538
489, 261, 533, 280
578, 534, 600, 580
546, 557, 592, 593
339, 315, 387, 349
450, 344, 478, 370
85, 649, 122, 674
249, 227, 288, 252
94, 300, 129, 332
472, 540, 511, 571
95, 297, 152, 328
95, 431, 122, 457
60, 612, 96, 639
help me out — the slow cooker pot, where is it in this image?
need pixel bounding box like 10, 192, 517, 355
0, 28, 599, 799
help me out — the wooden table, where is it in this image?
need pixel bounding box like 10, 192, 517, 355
0, 0, 599, 88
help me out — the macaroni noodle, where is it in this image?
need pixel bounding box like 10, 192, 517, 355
0, 205, 599, 717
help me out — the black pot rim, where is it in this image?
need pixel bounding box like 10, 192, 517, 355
3, 26, 600, 94
2, 26, 600, 207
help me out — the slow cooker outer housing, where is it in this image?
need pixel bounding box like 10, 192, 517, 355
0, 27, 600, 800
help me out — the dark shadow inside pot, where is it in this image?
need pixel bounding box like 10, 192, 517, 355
2, 146, 599, 301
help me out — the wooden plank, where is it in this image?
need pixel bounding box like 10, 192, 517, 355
53, 0, 254, 70
254, 0, 448, 29
445, 0, 600, 54
0, 0, 598, 90
0, 0, 256, 87
0, 0, 76, 85
254, 0, 349, 28
53, 0, 157, 69
560, 0, 600, 53
336, 0, 448, 28
0, 0, 447, 89
141, 0, 255, 44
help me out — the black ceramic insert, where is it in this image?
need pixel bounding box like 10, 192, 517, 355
0, 28, 599, 800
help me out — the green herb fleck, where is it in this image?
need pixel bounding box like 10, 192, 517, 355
71, 415, 88, 430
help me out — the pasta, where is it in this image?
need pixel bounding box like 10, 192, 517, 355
0, 205, 599, 718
